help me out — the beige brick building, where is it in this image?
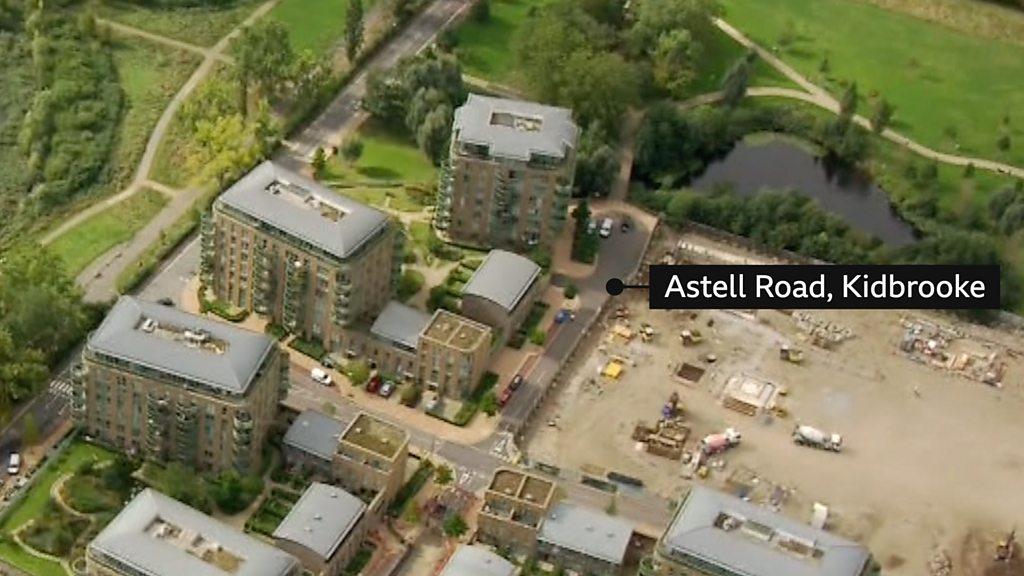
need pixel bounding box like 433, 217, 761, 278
72, 297, 287, 474
477, 468, 555, 555
434, 94, 579, 251
202, 161, 402, 348
460, 249, 543, 346
333, 413, 409, 507
417, 309, 492, 399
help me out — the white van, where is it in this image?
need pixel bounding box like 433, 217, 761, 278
310, 367, 332, 386
599, 218, 614, 238
7, 453, 21, 475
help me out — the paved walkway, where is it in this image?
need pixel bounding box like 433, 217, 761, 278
713, 17, 1024, 179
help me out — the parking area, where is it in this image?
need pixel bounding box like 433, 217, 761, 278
523, 232, 1024, 576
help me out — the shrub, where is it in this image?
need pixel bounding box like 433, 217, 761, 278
564, 284, 578, 299
397, 269, 425, 301
289, 338, 326, 360
400, 384, 422, 407
529, 328, 547, 346
346, 360, 370, 386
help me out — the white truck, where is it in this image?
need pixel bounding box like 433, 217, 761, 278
700, 428, 742, 455
793, 425, 843, 452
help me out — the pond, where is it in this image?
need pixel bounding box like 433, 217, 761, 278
690, 136, 917, 246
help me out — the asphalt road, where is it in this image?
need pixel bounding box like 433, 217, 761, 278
493, 210, 652, 436
276, 0, 473, 168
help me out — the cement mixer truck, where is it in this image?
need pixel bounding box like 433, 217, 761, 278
700, 428, 741, 455
792, 425, 843, 452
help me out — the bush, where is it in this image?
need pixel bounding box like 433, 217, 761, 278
211, 471, 264, 514
529, 328, 547, 346
401, 384, 422, 407
289, 338, 326, 360
388, 460, 434, 517
397, 269, 425, 301
265, 323, 289, 340
480, 390, 498, 416
564, 284, 578, 299
346, 360, 370, 386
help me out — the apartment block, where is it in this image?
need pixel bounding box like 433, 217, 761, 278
435, 94, 579, 251
87, 488, 300, 576
477, 468, 555, 554
332, 413, 410, 507
642, 486, 872, 576
202, 161, 402, 348
416, 309, 492, 399
72, 297, 287, 474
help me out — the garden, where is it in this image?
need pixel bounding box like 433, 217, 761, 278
245, 487, 302, 536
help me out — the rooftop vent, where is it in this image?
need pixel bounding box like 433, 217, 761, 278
184, 329, 209, 347
141, 318, 158, 333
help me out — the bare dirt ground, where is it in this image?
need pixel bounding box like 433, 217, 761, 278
523, 231, 1024, 576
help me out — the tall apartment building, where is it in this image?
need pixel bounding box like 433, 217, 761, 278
417, 310, 492, 399
642, 486, 872, 576
87, 488, 300, 576
435, 94, 579, 250
477, 468, 555, 554
72, 297, 287, 473
203, 161, 402, 348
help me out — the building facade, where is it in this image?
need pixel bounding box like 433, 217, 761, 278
417, 310, 492, 399
643, 486, 873, 576
460, 249, 542, 345
536, 502, 633, 576
435, 94, 579, 251
72, 297, 286, 474
202, 161, 402, 348
477, 468, 555, 555
87, 488, 300, 576
332, 413, 409, 507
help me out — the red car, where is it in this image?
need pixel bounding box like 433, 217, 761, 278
366, 374, 382, 394
498, 387, 514, 407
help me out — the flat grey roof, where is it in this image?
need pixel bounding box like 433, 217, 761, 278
463, 250, 541, 313
370, 301, 433, 351
86, 297, 274, 395
454, 94, 578, 162
662, 486, 871, 576
273, 483, 366, 560
216, 161, 389, 260
89, 488, 298, 576
283, 409, 348, 461
440, 545, 516, 576
539, 502, 633, 566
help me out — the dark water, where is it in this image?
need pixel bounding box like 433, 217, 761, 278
691, 137, 917, 246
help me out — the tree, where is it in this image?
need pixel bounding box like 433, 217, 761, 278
0, 329, 48, 409
575, 139, 617, 196
434, 465, 453, 485
211, 471, 263, 514
233, 21, 294, 114
416, 104, 453, 165
529, 328, 547, 346
443, 514, 468, 538
311, 147, 327, 174
838, 81, 858, 126
564, 284, 578, 299
470, 0, 489, 22
347, 360, 370, 386
480, 390, 498, 416
720, 54, 751, 108
871, 98, 895, 134
629, 0, 719, 56
341, 138, 364, 163
345, 0, 364, 63
998, 134, 1012, 151
557, 50, 639, 129
652, 29, 701, 98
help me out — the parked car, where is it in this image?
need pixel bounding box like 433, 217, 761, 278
310, 368, 332, 386
426, 393, 441, 412
509, 374, 524, 391
587, 219, 597, 235
320, 356, 335, 369
7, 453, 20, 475
498, 386, 514, 407
599, 218, 614, 238
366, 374, 382, 394
620, 217, 632, 233
379, 380, 396, 398
157, 297, 174, 306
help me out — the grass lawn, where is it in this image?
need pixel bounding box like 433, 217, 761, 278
682, 25, 796, 98
268, 0, 374, 56
96, 0, 266, 47
720, 0, 1024, 167
0, 441, 115, 576
49, 187, 168, 276
319, 120, 437, 212
453, 0, 552, 85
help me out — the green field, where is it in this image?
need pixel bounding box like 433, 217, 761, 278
720, 0, 1024, 167
49, 188, 168, 276
97, 0, 266, 47
269, 0, 373, 55
0, 441, 115, 576
683, 25, 796, 98
453, 0, 551, 85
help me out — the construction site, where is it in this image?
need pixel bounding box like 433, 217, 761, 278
524, 230, 1024, 576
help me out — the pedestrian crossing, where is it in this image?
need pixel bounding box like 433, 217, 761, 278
49, 380, 72, 401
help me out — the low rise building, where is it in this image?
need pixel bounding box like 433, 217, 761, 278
333, 413, 409, 507
272, 483, 375, 576
440, 545, 517, 576
203, 161, 402, 348
87, 488, 299, 576
282, 409, 348, 476
644, 486, 873, 576
477, 468, 555, 554
460, 250, 542, 345
417, 309, 493, 399
435, 94, 579, 251
358, 300, 433, 379
72, 297, 286, 473
537, 502, 634, 576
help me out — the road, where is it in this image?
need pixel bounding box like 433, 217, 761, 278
276, 0, 473, 168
